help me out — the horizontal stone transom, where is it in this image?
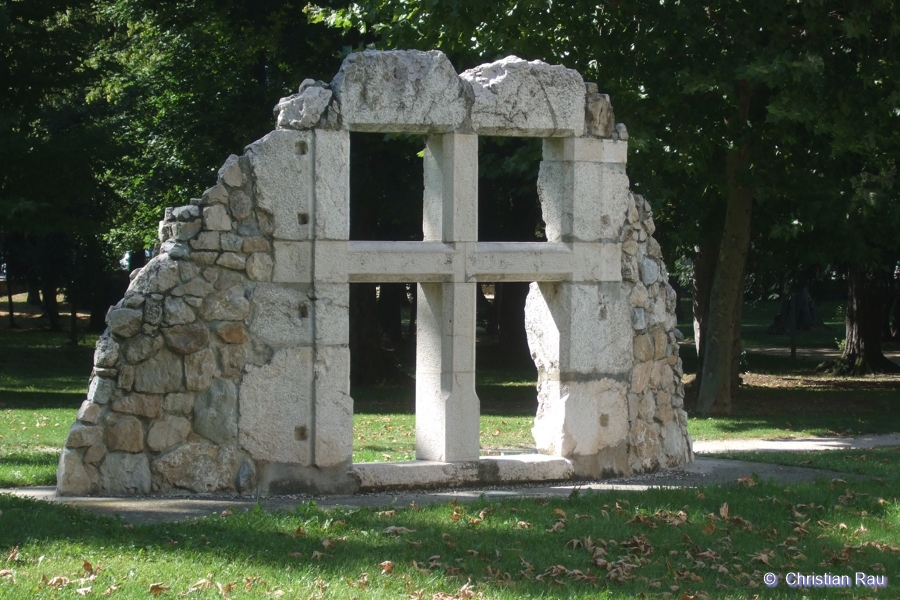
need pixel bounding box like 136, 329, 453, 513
317, 240, 622, 283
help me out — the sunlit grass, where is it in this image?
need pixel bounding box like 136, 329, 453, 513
1, 470, 898, 599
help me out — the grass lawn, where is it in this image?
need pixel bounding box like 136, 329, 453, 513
2, 463, 899, 598
1, 297, 899, 597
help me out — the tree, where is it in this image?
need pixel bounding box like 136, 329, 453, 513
311, 0, 900, 411
0, 0, 121, 332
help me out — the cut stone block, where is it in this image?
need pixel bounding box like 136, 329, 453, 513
313, 129, 350, 240
313, 346, 353, 468
246, 129, 312, 241
416, 282, 479, 462
332, 49, 468, 133
423, 134, 478, 242
272, 241, 312, 283
250, 283, 312, 347
240, 346, 313, 464
99, 452, 151, 495
460, 56, 585, 136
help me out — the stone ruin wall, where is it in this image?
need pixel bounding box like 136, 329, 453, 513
57, 50, 692, 496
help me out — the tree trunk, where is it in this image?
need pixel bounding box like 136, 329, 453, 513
27, 279, 41, 306
6, 280, 17, 328
767, 285, 828, 334
696, 81, 756, 416
349, 283, 405, 385
691, 241, 718, 388
891, 286, 900, 341
41, 281, 61, 331
69, 301, 78, 345
730, 273, 744, 390
835, 267, 900, 374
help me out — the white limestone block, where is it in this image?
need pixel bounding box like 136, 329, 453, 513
313, 346, 353, 467
345, 241, 457, 282
245, 129, 313, 241
331, 50, 468, 133
240, 346, 313, 465
423, 134, 478, 242
415, 282, 480, 462
274, 80, 332, 130
352, 460, 480, 490
489, 454, 574, 482
313, 283, 348, 346
532, 379, 628, 457
525, 282, 633, 377
272, 241, 312, 283
460, 56, 585, 136
538, 160, 630, 242
249, 283, 312, 347
542, 137, 627, 164
313, 129, 350, 240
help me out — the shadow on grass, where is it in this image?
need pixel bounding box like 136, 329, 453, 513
2, 477, 899, 598
0, 390, 84, 409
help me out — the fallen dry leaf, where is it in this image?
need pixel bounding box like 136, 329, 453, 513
383, 526, 416, 535
148, 582, 170, 595
516, 521, 531, 529
376, 510, 396, 517
292, 526, 306, 537
45, 575, 71, 588
5, 547, 18, 563
220, 509, 233, 517
76, 586, 92, 596
103, 584, 120, 596
736, 476, 756, 487
380, 560, 394, 574
719, 503, 729, 520
188, 578, 214, 592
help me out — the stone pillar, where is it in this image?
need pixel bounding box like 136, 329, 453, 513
417, 133, 480, 461
525, 136, 633, 477
311, 129, 353, 468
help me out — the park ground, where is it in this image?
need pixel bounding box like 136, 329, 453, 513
0, 294, 898, 598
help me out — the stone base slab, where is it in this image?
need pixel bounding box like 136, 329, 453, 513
351, 455, 574, 492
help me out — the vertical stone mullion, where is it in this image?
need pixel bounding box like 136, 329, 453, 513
415, 133, 480, 462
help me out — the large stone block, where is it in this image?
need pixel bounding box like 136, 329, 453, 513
65, 422, 103, 448
94, 334, 119, 368
162, 322, 209, 355
246, 129, 313, 241
331, 50, 468, 133
200, 286, 250, 322
250, 283, 312, 347
194, 378, 238, 445
126, 255, 180, 295
537, 160, 630, 243
133, 348, 183, 394
185, 348, 215, 391
272, 241, 312, 283
147, 415, 191, 452
152, 441, 240, 493
112, 394, 163, 419
57, 447, 90, 495
460, 56, 584, 136
314, 129, 350, 240
99, 452, 151, 495
313, 283, 348, 346
239, 346, 313, 464
313, 346, 353, 467
274, 80, 332, 130
106, 416, 144, 453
